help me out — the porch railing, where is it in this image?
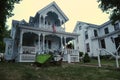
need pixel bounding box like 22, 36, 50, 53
63, 49, 79, 62
22, 46, 36, 54
20, 54, 36, 62
41, 25, 65, 32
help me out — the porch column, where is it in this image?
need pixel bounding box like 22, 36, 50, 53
74, 39, 77, 50
61, 36, 63, 51
20, 30, 23, 54
43, 16, 45, 28
64, 37, 66, 47
42, 34, 45, 52
59, 18, 62, 26
68, 53, 71, 63
38, 33, 41, 53
63, 21, 66, 31
64, 37, 67, 55
39, 15, 41, 28
43, 15, 46, 28
19, 30, 23, 62
60, 20, 62, 26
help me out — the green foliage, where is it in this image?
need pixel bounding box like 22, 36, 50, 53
0, 0, 21, 52
79, 52, 84, 57
0, 26, 11, 53
98, 0, 120, 23
100, 55, 111, 60
0, 0, 21, 28
66, 43, 74, 49
83, 53, 90, 63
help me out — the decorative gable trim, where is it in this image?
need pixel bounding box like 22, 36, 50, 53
37, 1, 69, 22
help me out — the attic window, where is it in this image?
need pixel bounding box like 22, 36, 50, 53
62, 21, 64, 24
79, 26, 81, 30
114, 23, 119, 31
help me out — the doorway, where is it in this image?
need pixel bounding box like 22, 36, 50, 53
114, 37, 120, 52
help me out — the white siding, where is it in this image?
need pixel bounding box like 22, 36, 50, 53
73, 21, 120, 57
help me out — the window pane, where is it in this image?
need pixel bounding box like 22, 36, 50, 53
100, 39, 106, 48
86, 43, 90, 52
79, 26, 81, 30
114, 23, 119, 31
85, 31, 88, 39
94, 30, 98, 37
104, 27, 109, 34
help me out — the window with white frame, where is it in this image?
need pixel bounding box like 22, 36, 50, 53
86, 43, 90, 52
104, 27, 109, 34
94, 29, 98, 37
114, 23, 119, 31
85, 31, 88, 39
100, 39, 106, 49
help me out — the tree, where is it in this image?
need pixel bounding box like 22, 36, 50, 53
98, 0, 120, 23
0, 26, 11, 53
0, 0, 21, 52
66, 43, 74, 49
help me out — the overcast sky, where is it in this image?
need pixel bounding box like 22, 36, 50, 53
7, 0, 109, 32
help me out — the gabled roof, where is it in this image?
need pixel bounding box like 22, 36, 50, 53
37, 1, 69, 22
98, 20, 111, 29
73, 21, 99, 32
12, 20, 20, 27
77, 21, 99, 27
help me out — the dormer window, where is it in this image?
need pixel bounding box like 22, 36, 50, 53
79, 26, 81, 30
114, 23, 119, 31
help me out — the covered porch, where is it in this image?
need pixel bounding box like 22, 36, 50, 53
18, 26, 79, 62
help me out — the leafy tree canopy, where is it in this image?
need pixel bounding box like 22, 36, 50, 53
0, 0, 21, 52
98, 0, 120, 24
0, 0, 21, 30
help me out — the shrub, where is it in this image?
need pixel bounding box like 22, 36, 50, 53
79, 52, 84, 57
100, 55, 111, 60
83, 53, 90, 63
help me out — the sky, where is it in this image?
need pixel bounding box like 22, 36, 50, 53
7, 0, 109, 32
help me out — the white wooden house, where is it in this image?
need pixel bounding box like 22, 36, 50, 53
73, 21, 120, 57
4, 2, 79, 62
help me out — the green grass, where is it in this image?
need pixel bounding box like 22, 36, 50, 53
79, 59, 120, 67
0, 61, 120, 80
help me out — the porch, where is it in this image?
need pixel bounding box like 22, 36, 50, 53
16, 26, 79, 62
19, 46, 79, 62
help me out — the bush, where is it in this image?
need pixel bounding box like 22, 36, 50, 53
83, 53, 90, 63
100, 55, 111, 60
79, 52, 84, 57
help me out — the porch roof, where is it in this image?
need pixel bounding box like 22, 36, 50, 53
18, 25, 80, 38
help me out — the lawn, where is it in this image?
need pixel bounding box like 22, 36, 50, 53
0, 61, 120, 80
79, 58, 120, 68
